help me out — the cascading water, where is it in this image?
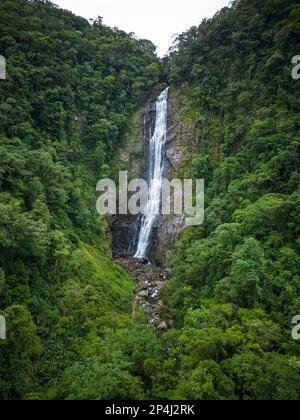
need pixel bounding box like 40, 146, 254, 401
134, 87, 169, 259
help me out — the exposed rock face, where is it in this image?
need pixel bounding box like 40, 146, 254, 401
110, 85, 196, 265
110, 86, 196, 329
109, 99, 156, 255
166, 146, 185, 169
153, 214, 186, 261
152, 87, 197, 265
110, 214, 139, 254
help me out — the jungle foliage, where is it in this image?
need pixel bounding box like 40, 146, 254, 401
0, 0, 300, 400
161, 0, 300, 400
0, 0, 160, 400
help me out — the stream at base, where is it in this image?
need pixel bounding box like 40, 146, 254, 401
115, 255, 172, 330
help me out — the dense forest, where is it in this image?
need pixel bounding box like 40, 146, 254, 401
0, 0, 161, 400
0, 0, 300, 400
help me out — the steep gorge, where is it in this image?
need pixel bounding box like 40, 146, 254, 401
111, 85, 196, 263
110, 85, 196, 326
1, 0, 300, 401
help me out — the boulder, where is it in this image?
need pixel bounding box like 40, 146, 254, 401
157, 321, 168, 331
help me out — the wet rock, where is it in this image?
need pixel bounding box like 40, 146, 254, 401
115, 256, 171, 329
150, 88, 196, 264
138, 290, 148, 299
110, 215, 139, 254
157, 321, 168, 331
134, 257, 148, 265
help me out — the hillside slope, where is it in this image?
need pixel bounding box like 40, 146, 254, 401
0, 0, 160, 399
157, 0, 300, 400
1, 0, 300, 401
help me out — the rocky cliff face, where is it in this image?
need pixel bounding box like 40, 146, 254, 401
110, 97, 156, 255
110, 85, 197, 266
153, 87, 197, 264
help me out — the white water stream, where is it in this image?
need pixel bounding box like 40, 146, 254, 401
134, 87, 169, 259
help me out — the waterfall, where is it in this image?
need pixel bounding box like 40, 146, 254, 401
134, 87, 169, 259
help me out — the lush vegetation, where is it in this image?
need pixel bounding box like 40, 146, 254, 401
1, 0, 300, 400
0, 0, 160, 399
161, 0, 300, 400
